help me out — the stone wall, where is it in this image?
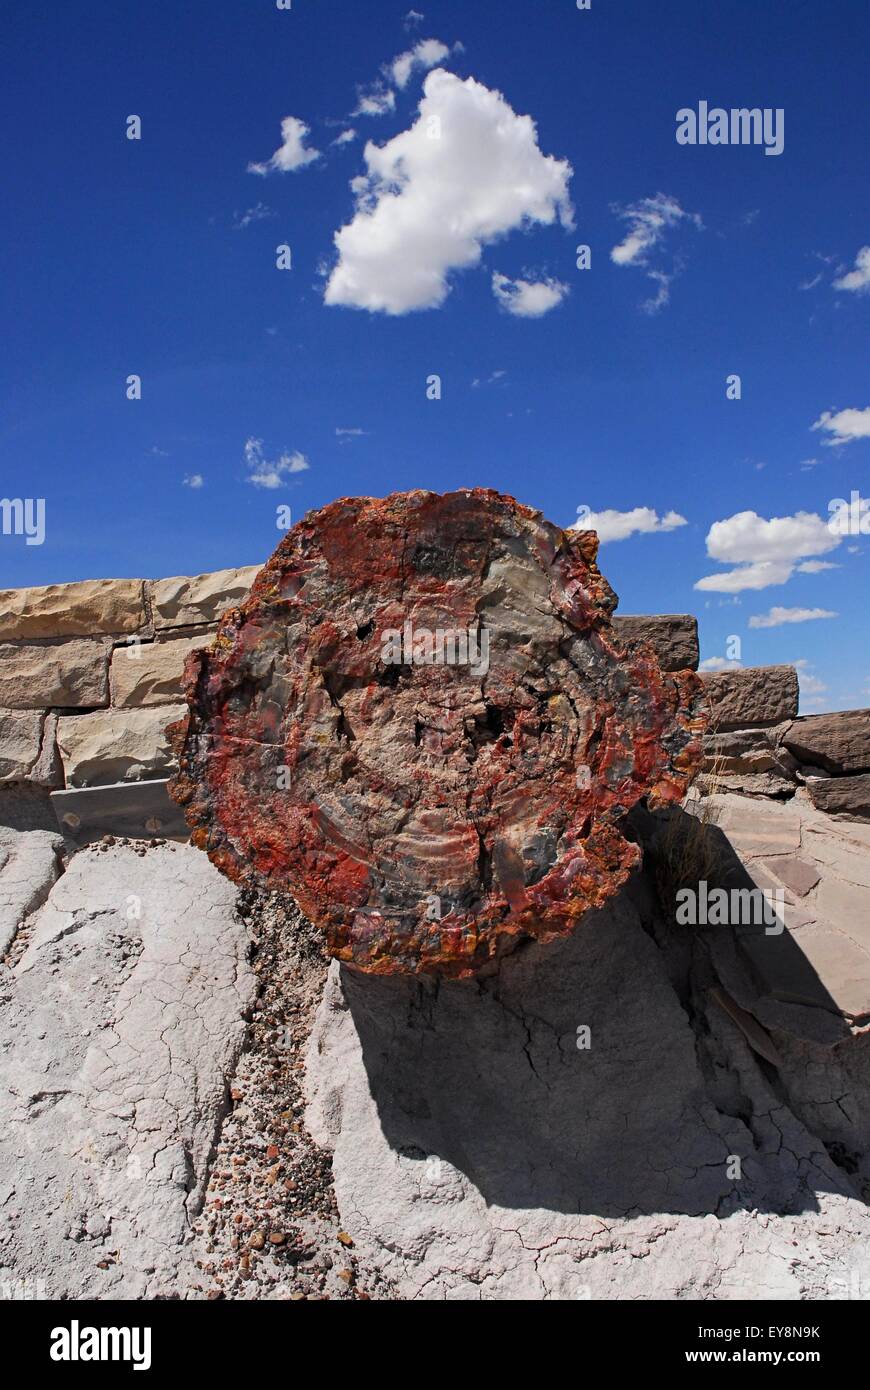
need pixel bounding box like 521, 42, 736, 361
698, 666, 870, 820
0, 568, 259, 836
0, 573, 866, 829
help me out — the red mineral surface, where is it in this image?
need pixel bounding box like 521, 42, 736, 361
168, 489, 706, 977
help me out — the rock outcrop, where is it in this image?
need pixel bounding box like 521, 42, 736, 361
169, 490, 706, 977
0, 841, 255, 1298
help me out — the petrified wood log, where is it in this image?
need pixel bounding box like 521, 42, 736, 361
168, 489, 705, 977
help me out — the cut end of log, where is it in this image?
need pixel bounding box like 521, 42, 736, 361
168, 488, 706, 977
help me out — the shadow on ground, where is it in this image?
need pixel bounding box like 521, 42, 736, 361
341, 808, 856, 1219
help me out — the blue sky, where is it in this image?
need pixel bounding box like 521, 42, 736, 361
2, 0, 868, 711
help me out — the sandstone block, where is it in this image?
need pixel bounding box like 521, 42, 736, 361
57, 704, 185, 787
0, 578, 145, 640
149, 566, 261, 629
808, 774, 870, 823
700, 665, 799, 732
784, 710, 870, 775
110, 629, 213, 707
699, 726, 797, 797
0, 638, 110, 709
0, 709, 46, 781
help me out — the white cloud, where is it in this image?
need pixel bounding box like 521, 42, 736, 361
833, 245, 870, 294
354, 85, 396, 118
796, 559, 838, 573
639, 269, 674, 314
695, 509, 841, 592
572, 506, 687, 544
248, 116, 320, 175
325, 69, 573, 315
405, 9, 425, 26
699, 656, 743, 672
610, 193, 700, 264
233, 202, 275, 230
332, 128, 358, 146
812, 406, 870, 446
610, 193, 701, 313
748, 606, 838, 629
183, 474, 204, 489
244, 437, 310, 489
391, 38, 451, 89
492, 272, 567, 318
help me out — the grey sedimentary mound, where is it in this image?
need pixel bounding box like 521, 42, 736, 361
0, 841, 254, 1298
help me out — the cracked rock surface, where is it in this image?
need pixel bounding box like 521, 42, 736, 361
0, 840, 255, 1298
170, 489, 704, 977
0, 825, 64, 958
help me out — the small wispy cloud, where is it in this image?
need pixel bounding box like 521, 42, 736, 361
332, 129, 358, 147
353, 84, 396, 118
248, 116, 320, 175
233, 202, 275, 230
833, 245, 870, 294
609, 193, 701, 313
391, 37, 451, 89
183, 473, 204, 489
748, 606, 838, 629
244, 437, 310, 489
492, 272, 568, 318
